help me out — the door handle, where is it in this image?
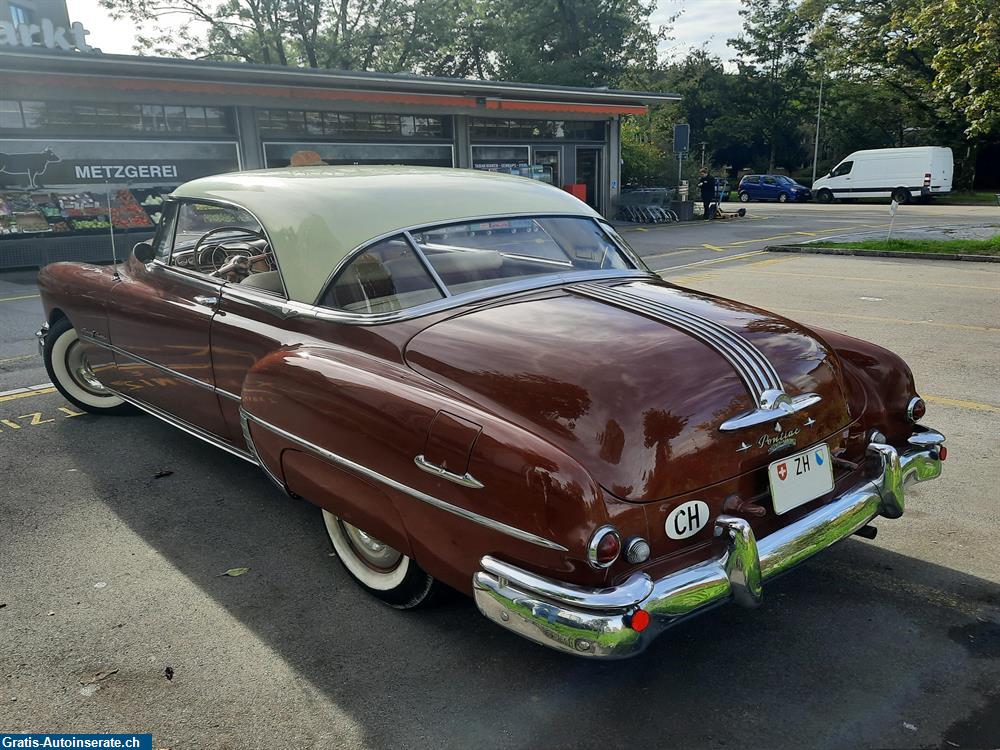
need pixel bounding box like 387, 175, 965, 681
194, 295, 218, 307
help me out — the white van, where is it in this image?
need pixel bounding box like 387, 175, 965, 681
813, 146, 953, 204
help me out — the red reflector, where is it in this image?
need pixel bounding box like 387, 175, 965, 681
939, 446, 948, 461
628, 610, 651, 632
596, 531, 621, 565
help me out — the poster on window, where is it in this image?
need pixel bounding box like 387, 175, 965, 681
0, 139, 240, 236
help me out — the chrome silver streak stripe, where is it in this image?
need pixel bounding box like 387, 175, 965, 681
568, 282, 783, 401
241, 410, 569, 552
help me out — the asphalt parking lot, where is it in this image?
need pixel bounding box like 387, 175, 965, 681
1, 204, 999, 749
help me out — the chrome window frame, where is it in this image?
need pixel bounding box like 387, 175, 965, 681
150, 195, 290, 300
314, 213, 652, 315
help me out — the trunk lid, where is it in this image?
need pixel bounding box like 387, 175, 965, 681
404, 280, 853, 502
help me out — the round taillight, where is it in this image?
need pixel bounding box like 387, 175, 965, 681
588, 526, 621, 568
627, 609, 651, 632
625, 537, 651, 564
907, 396, 926, 423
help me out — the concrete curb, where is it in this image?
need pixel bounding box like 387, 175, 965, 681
764, 245, 1000, 263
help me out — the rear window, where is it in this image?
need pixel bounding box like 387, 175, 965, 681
742, 176, 759, 184
320, 216, 637, 313
410, 217, 632, 296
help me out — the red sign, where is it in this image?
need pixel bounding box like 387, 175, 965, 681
777, 463, 788, 481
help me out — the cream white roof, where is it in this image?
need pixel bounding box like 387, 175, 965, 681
173, 166, 598, 304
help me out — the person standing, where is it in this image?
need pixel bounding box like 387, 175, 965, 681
698, 168, 715, 220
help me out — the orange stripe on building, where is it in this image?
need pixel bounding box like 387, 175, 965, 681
485, 99, 647, 115
6, 72, 480, 109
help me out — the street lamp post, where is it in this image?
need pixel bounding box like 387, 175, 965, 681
811, 67, 825, 185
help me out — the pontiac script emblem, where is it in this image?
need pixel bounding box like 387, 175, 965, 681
757, 421, 801, 453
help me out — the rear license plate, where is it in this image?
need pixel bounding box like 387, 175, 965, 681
768, 444, 834, 515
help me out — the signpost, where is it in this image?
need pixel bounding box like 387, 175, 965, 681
673, 124, 690, 188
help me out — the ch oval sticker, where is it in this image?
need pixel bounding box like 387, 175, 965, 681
665, 500, 710, 540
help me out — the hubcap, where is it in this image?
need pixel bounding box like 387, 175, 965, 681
65, 339, 109, 396
340, 520, 403, 572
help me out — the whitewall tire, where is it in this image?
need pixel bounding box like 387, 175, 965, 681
43, 318, 133, 415
322, 510, 441, 609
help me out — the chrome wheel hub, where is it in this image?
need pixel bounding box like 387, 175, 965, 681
65, 339, 109, 396
340, 521, 402, 572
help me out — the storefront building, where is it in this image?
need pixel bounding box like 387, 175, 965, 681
0, 35, 677, 267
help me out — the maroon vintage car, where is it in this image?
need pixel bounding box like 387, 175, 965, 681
36, 166, 946, 658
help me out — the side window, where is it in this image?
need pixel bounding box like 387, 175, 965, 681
745, 176, 759, 185
152, 203, 178, 263
168, 202, 278, 290
321, 235, 444, 314
832, 161, 853, 177
762, 176, 776, 185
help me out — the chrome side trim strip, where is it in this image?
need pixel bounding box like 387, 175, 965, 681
79, 333, 242, 404
241, 409, 568, 552
414, 454, 484, 489
106, 385, 257, 465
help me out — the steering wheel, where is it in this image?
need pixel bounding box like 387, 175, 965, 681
193, 226, 270, 275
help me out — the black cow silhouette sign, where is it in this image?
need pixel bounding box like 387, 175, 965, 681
0, 147, 61, 189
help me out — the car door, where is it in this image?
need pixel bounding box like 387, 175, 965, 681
829, 160, 853, 197
105, 199, 246, 443
760, 176, 778, 200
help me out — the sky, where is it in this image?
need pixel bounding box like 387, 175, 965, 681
69, 0, 745, 65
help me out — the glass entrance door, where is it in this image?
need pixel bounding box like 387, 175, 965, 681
532, 148, 561, 187
575, 147, 601, 210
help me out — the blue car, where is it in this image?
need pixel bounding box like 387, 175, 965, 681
738, 174, 812, 203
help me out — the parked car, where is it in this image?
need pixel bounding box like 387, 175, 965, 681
37, 166, 946, 658
812, 146, 953, 204
738, 174, 812, 203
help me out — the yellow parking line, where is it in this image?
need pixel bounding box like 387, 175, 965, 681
773, 307, 999, 333
728, 234, 792, 246
794, 231, 818, 236
0, 353, 37, 365
745, 269, 1000, 292
0, 294, 40, 303
0, 386, 56, 403
925, 395, 1000, 414
657, 250, 764, 272
702, 244, 727, 252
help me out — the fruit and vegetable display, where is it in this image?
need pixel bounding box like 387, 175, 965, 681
0, 186, 171, 237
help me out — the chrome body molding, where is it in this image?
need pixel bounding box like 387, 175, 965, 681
413, 454, 484, 489
77, 332, 242, 404
473, 426, 945, 658
239, 410, 288, 491
241, 410, 568, 552
567, 282, 821, 432
106, 385, 258, 465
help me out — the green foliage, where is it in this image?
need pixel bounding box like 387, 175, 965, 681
620, 119, 667, 187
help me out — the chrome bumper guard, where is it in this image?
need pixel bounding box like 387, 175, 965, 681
36, 322, 49, 356
473, 429, 945, 658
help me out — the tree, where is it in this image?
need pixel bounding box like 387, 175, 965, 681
728, 0, 814, 171
620, 118, 667, 187
101, 0, 665, 87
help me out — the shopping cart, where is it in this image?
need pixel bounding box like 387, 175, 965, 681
616, 188, 679, 224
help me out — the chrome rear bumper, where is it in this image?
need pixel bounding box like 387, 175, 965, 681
473, 429, 945, 658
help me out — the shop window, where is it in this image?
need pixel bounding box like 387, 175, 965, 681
255, 108, 448, 139
469, 118, 604, 141
0, 100, 23, 129
0, 99, 233, 136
